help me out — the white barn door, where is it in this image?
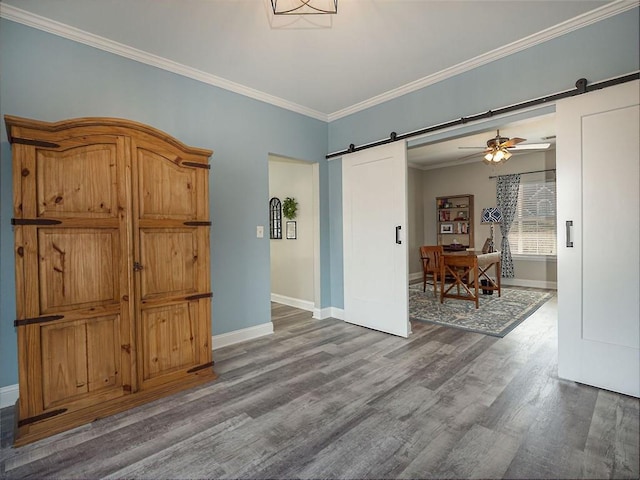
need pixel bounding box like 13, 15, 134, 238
556, 80, 639, 397
342, 141, 410, 338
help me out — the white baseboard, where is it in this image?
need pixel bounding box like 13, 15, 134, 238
313, 307, 330, 319
312, 307, 345, 320
271, 294, 345, 321
502, 278, 557, 290
212, 322, 274, 350
409, 272, 422, 282
0, 384, 19, 409
271, 293, 315, 312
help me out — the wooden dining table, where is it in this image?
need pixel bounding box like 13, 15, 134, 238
440, 250, 501, 308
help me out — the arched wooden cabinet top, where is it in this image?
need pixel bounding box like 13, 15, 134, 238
5, 115, 213, 162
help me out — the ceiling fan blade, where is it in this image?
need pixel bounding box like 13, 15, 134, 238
508, 142, 551, 150
457, 151, 486, 161
502, 137, 526, 148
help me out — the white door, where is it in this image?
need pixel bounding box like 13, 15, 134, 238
342, 141, 410, 338
556, 80, 639, 397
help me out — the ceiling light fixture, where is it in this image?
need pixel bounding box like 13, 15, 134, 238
271, 0, 338, 15
482, 130, 516, 165
483, 147, 512, 165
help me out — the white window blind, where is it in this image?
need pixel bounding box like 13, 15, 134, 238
508, 179, 557, 255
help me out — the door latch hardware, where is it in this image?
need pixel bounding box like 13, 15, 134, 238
565, 220, 574, 248
133, 262, 144, 272
395, 225, 402, 244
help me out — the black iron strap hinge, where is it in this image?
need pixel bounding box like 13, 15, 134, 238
187, 361, 215, 374
185, 292, 213, 301
11, 137, 60, 148
14, 315, 64, 327
18, 408, 67, 427
183, 221, 211, 226
11, 218, 62, 226
182, 161, 210, 170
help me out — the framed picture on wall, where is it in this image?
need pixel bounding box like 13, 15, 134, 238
440, 223, 453, 234
286, 221, 297, 239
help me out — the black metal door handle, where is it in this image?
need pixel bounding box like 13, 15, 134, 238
566, 220, 573, 247
396, 225, 402, 244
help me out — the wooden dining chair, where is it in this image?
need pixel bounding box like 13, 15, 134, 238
420, 245, 444, 295
440, 253, 480, 309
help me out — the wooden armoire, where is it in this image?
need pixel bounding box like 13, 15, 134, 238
5, 115, 217, 446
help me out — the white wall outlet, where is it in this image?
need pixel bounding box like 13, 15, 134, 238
256, 225, 264, 238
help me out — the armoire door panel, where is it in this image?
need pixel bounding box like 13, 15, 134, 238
41, 320, 88, 408
140, 302, 198, 382
38, 228, 120, 313
136, 148, 197, 220
41, 314, 122, 410
36, 142, 119, 219
138, 229, 198, 299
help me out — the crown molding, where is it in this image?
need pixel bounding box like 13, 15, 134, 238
1, 1, 636, 124
327, 0, 639, 122
0, 3, 329, 122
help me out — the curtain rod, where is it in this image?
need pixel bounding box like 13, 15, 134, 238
489, 168, 556, 179
326, 72, 639, 159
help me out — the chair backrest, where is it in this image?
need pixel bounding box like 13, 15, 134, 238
419, 245, 444, 273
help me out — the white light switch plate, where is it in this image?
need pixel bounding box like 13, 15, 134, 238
256, 226, 264, 238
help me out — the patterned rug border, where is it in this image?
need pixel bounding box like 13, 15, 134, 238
409, 284, 554, 338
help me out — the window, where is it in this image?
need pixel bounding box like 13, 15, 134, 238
269, 197, 282, 239
508, 179, 557, 256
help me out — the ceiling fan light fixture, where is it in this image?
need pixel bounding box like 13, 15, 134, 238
271, 0, 338, 15
482, 146, 512, 165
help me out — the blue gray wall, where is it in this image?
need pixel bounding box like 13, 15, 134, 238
1, 7, 638, 388
0, 20, 329, 387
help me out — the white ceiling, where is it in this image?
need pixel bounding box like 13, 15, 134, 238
2, 0, 614, 118
2, 0, 629, 167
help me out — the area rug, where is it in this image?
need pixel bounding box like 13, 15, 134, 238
409, 284, 554, 337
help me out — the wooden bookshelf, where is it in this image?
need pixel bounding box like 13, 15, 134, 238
436, 194, 474, 251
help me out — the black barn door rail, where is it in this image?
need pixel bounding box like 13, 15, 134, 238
326, 73, 639, 159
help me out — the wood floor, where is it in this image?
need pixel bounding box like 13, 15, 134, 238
1, 295, 638, 479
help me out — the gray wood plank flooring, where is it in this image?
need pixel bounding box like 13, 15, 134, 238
1, 294, 638, 479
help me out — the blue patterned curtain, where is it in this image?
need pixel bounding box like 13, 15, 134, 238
496, 174, 521, 277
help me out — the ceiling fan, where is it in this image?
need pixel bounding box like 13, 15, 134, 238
459, 130, 551, 165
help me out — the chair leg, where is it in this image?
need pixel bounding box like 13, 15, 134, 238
432, 272, 438, 296
423, 270, 427, 293
473, 271, 479, 309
